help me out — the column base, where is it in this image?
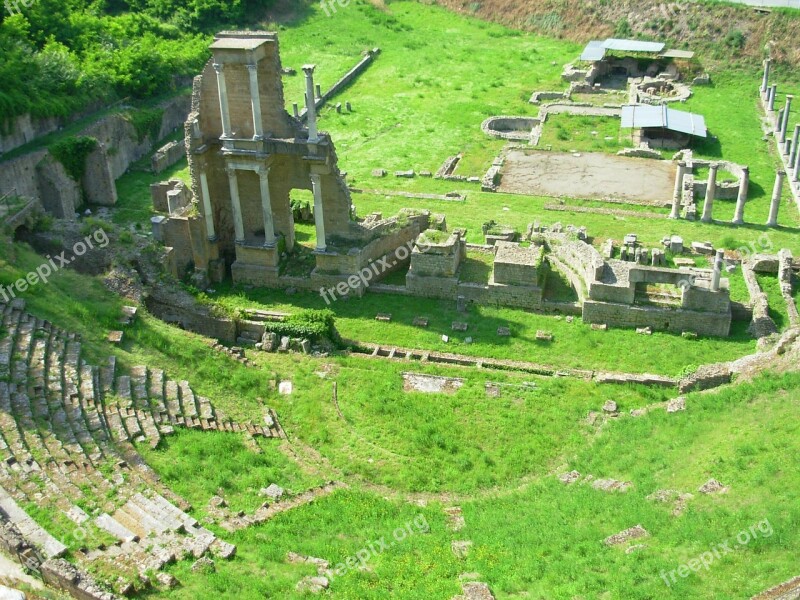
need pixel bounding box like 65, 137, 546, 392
700, 217, 713, 224
732, 219, 744, 225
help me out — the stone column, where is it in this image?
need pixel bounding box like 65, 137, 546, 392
732, 166, 749, 225
198, 170, 216, 241
213, 63, 232, 139
246, 63, 264, 140
292, 103, 299, 118
310, 173, 326, 252
768, 85, 777, 112
302, 65, 319, 144
670, 161, 686, 219
792, 124, 800, 167
226, 167, 245, 243
761, 58, 771, 96
776, 109, 784, 135
780, 95, 793, 144
711, 249, 724, 292
767, 170, 785, 227
257, 167, 276, 247
794, 143, 800, 182
701, 163, 718, 223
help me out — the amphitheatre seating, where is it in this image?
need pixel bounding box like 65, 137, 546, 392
0, 300, 268, 593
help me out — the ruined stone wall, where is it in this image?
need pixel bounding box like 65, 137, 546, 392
151, 140, 185, 173
82, 143, 117, 206
583, 300, 731, 336
41, 558, 121, 600
161, 216, 196, 277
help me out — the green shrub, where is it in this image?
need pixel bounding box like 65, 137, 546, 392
80, 217, 114, 236
263, 309, 337, 341
49, 136, 98, 181
124, 108, 165, 142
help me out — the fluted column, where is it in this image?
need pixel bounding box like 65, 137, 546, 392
779, 95, 793, 144
761, 58, 771, 97
226, 167, 245, 243
303, 64, 319, 144
310, 173, 326, 252
701, 163, 718, 223
213, 63, 232, 139
732, 166, 749, 225
257, 166, 276, 247
670, 161, 686, 219
711, 250, 724, 292
198, 170, 216, 241
767, 170, 785, 227
790, 125, 800, 167
768, 85, 778, 112
247, 63, 264, 140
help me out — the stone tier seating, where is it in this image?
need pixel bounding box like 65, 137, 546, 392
0, 300, 272, 595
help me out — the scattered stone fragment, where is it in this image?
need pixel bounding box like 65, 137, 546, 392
585, 411, 600, 425
535, 330, 553, 341
156, 572, 178, 588
566, 316, 574, 323
412, 316, 429, 327
699, 479, 729, 494
107, 331, 124, 344
465, 336, 473, 344
602, 400, 618, 414
460, 581, 495, 600
559, 470, 581, 485
592, 478, 631, 492
395, 170, 415, 178
636, 327, 652, 335
646, 489, 694, 516
441, 334, 449, 343
591, 323, 608, 331
630, 408, 647, 417
375, 313, 392, 322
604, 525, 649, 546
444, 507, 465, 532
682, 331, 698, 339
278, 381, 293, 395
496, 327, 510, 337
625, 544, 646, 554
666, 397, 686, 413
452, 321, 468, 332
371, 169, 387, 177
296, 576, 329, 594
191, 557, 215, 573
260, 483, 285, 501
452, 540, 473, 559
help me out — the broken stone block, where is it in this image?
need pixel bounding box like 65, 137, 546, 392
395, 170, 415, 178
666, 396, 686, 413
279, 336, 291, 351
260, 483, 284, 501
604, 524, 649, 546
592, 478, 631, 492
558, 470, 581, 484
670, 235, 684, 254
451, 540, 473, 559
535, 330, 553, 342
375, 313, 392, 322
602, 400, 618, 414
371, 169, 387, 177
296, 576, 329, 594
451, 321, 468, 332
107, 331, 124, 344
441, 334, 449, 343
636, 327, 652, 335
191, 557, 215, 573
412, 317, 429, 328
156, 572, 178, 588
278, 381, 293, 395
261, 332, 278, 352
591, 323, 608, 331
699, 479, 729, 494
692, 241, 715, 255
496, 327, 510, 337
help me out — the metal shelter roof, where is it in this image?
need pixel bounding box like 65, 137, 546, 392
621, 104, 708, 138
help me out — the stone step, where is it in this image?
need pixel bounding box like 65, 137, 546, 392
95, 513, 139, 543
0, 485, 68, 558
116, 500, 169, 536
178, 381, 198, 418
99, 356, 116, 396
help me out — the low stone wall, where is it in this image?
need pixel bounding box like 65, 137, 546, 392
151, 140, 186, 173
742, 259, 779, 339
678, 362, 732, 394
144, 287, 237, 343
299, 49, 379, 120
583, 300, 731, 337
41, 558, 121, 600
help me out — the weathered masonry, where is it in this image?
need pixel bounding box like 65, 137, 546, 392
177, 31, 421, 290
